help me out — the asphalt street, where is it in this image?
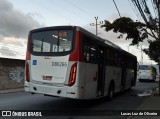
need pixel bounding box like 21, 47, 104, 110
0, 81, 158, 119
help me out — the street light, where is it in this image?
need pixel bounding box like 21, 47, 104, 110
90, 16, 103, 36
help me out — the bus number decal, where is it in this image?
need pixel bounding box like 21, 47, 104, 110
52, 62, 67, 67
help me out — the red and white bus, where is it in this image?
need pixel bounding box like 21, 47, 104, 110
25, 26, 137, 99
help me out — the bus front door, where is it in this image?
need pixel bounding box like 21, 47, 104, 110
97, 47, 105, 96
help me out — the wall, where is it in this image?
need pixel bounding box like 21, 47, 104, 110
0, 58, 25, 90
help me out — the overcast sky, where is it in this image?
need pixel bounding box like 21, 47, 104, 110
0, 0, 156, 64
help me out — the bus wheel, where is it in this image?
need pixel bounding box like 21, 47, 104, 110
108, 83, 114, 100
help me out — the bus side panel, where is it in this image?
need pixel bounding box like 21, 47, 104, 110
112, 67, 122, 93
66, 62, 85, 99
77, 62, 86, 99
104, 66, 121, 96
83, 63, 98, 99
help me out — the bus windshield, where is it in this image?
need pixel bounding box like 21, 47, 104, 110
31, 30, 73, 53
139, 65, 152, 70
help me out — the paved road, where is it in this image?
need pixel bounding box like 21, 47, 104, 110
0, 81, 158, 119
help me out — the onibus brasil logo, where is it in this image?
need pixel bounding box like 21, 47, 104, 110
2, 111, 42, 117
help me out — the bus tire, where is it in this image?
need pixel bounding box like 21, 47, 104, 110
108, 82, 115, 100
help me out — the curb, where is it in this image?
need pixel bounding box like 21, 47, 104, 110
0, 88, 24, 94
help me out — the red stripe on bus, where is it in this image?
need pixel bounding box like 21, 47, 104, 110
26, 34, 31, 60
69, 31, 85, 62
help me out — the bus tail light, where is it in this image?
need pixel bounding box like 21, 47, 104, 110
68, 62, 77, 86
25, 62, 30, 82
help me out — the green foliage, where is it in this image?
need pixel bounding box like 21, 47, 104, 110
101, 17, 147, 45
151, 66, 157, 75
144, 40, 160, 63
101, 17, 159, 63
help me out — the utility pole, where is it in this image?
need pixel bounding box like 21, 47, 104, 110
90, 17, 103, 36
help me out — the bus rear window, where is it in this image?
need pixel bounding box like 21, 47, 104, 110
31, 30, 73, 53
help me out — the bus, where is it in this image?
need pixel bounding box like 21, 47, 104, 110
138, 65, 157, 82
25, 26, 137, 100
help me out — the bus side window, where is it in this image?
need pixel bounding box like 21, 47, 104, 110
83, 36, 97, 63
83, 39, 90, 62
106, 49, 115, 66
90, 42, 97, 63
86, 52, 90, 62
120, 56, 125, 66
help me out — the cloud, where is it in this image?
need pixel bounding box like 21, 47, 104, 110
83, 24, 131, 45
84, 13, 152, 48
0, 46, 17, 57
83, 17, 156, 65
107, 13, 135, 22
0, 0, 42, 59
0, 0, 42, 39
0, 37, 24, 46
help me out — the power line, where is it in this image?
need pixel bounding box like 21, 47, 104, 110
63, 0, 94, 18
112, 0, 121, 18
142, 0, 153, 21
151, 0, 159, 18
132, 0, 148, 23
31, 0, 79, 25
151, 0, 157, 17
52, 0, 89, 23
128, 0, 142, 21
132, 0, 158, 40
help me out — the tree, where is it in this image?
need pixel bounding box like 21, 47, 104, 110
102, 0, 160, 95
101, 17, 159, 62
101, 0, 159, 63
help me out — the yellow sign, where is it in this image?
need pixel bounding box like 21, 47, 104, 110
59, 32, 67, 37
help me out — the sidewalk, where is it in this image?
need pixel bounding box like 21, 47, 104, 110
0, 88, 24, 94
137, 88, 160, 110
127, 89, 160, 119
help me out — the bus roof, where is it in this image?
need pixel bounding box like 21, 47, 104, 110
30, 25, 136, 59
77, 26, 121, 49
76, 26, 136, 59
